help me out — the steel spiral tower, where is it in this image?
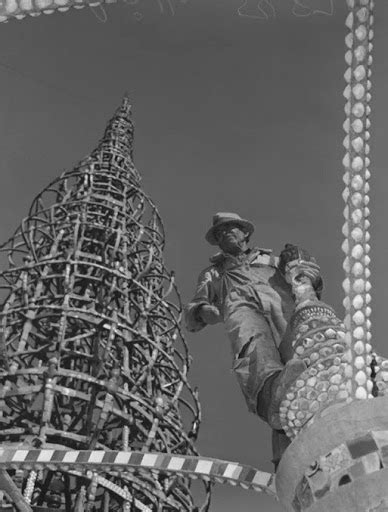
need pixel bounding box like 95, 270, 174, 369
0, 97, 210, 512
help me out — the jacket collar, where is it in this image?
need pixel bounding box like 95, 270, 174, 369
209, 246, 272, 265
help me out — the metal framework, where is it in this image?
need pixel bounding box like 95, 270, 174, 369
0, 97, 211, 511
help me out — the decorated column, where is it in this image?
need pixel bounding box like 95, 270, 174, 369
342, 0, 374, 400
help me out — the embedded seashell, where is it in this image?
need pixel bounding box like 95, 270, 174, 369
5, 0, 19, 11
351, 208, 363, 224
35, 0, 52, 8
343, 118, 350, 133
350, 192, 363, 207
352, 137, 364, 152
356, 7, 368, 23
353, 279, 365, 293
353, 327, 365, 340
345, 51, 353, 66
354, 45, 367, 62
343, 257, 351, 273
352, 103, 365, 118
344, 363, 353, 378
352, 294, 364, 309
342, 238, 349, 254
352, 262, 364, 277
352, 310, 365, 325
355, 371, 367, 386
351, 175, 363, 190
20, 0, 33, 8
342, 278, 351, 293
343, 85, 351, 100
354, 356, 365, 369
345, 11, 354, 28
355, 386, 368, 399
342, 153, 350, 167
353, 83, 366, 100
351, 244, 363, 259
343, 135, 350, 149
344, 32, 353, 50
355, 25, 367, 41
353, 65, 366, 81
351, 119, 363, 133
351, 227, 363, 242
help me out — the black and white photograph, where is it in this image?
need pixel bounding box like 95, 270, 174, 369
0, 1, 388, 511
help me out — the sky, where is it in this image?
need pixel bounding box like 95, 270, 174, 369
1, 0, 388, 510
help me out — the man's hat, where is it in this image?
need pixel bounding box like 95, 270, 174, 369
205, 212, 255, 246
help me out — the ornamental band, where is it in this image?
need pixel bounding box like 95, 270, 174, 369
184, 212, 322, 467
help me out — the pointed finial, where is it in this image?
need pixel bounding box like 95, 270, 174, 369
85, 95, 141, 183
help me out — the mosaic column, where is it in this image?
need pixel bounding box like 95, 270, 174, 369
342, 0, 374, 400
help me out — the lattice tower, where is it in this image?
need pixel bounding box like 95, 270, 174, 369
0, 97, 210, 512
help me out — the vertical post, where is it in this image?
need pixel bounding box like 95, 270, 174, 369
342, 0, 374, 399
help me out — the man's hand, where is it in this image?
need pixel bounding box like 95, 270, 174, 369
295, 261, 321, 285
198, 305, 222, 325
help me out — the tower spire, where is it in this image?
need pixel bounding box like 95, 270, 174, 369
85, 95, 140, 183
0, 98, 209, 511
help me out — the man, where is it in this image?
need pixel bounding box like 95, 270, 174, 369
185, 212, 322, 467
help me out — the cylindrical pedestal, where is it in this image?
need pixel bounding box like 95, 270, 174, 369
276, 396, 388, 511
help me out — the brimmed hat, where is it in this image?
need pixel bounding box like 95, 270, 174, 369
205, 212, 255, 246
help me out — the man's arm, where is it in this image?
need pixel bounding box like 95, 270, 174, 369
278, 243, 323, 299
184, 267, 222, 332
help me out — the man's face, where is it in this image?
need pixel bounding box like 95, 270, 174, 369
215, 223, 248, 253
